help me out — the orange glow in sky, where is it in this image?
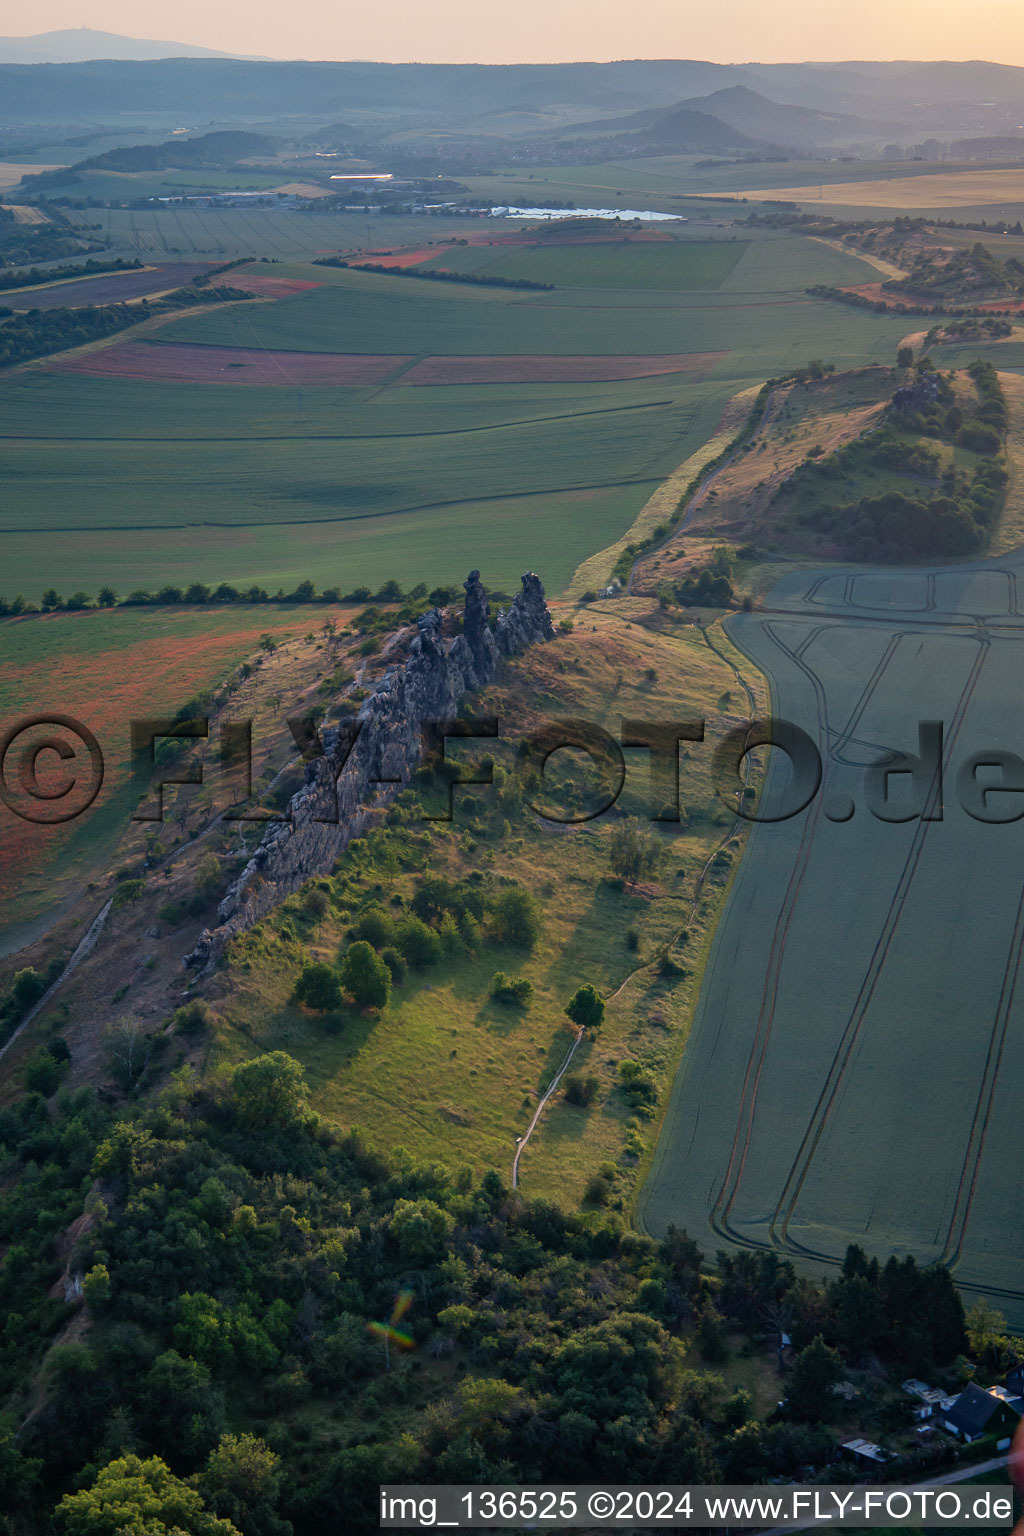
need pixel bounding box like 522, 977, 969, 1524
12, 0, 1024, 66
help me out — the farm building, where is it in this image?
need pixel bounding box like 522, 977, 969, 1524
940, 1383, 1022, 1445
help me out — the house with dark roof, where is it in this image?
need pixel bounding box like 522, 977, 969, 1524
1007, 1362, 1024, 1397
940, 1383, 1021, 1446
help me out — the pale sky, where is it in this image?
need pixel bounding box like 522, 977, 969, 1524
12, 0, 1024, 66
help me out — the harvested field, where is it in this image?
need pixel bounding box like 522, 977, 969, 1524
0, 162, 65, 189
397, 351, 725, 385
738, 167, 1024, 209
2, 204, 49, 225
53, 341, 412, 385
6, 261, 215, 310
210, 272, 321, 298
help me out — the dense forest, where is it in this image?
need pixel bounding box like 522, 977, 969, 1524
0, 812, 999, 1535
0, 1030, 975, 1536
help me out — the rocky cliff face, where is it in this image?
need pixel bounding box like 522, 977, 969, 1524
185, 571, 554, 966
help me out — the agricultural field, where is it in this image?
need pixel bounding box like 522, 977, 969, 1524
638, 552, 1024, 1325
0, 233, 911, 600
418, 237, 751, 289
61, 205, 516, 260
0, 603, 356, 951
732, 165, 1024, 215
3, 261, 214, 310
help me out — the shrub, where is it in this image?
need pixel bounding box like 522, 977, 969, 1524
380, 947, 406, 984
564, 1073, 600, 1107
173, 1000, 212, 1036
339, 940, 391, 1010
293, 962, 343, 1013
396, 915, 442, 967
304, 888, 330, 921
609, 818, 661, 886
490, 971, 533, 1007
957, 420, 1001, 455
23, 1046, 67, 1097
584, 1173, 611, 1205
11, 967, 46, 1014
492, 886, 542, 949
350, 905, 393, 948
192, 853, 223, 909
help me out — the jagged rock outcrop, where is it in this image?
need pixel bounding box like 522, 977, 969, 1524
891, 371, 940, 414
185, 571, 553, 967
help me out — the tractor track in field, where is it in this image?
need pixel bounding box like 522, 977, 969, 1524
767, 628, 989, 1258
698, 600, 1024, 1305
708, 618, 831, 1249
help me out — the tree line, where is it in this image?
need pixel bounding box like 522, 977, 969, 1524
314, 256, 554, 291
0, 257, 142, 294
0, 577, 462, 619
0, 282, 251, 373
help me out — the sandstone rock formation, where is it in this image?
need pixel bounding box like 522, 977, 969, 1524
185, 571, 553, 967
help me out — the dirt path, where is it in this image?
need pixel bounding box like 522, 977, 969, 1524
626, 385, 775, 594
511, 618, 762, 1190
0, 898, 112, 1068
808, 235, 908, 281
511, 1025, 584, 1189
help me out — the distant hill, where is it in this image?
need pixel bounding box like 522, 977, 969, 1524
673, 85, 893, 148
556, 85, 897, 153
74, 129, 277, 172
631, 106, 763, 153
0, 28, 259, 64
544, 101, 765, 151
1, 56, 1024, 135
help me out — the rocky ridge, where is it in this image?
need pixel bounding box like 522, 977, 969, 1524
185, 571, 554, 966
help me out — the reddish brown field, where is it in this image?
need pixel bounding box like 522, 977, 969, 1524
353, 247, 447, 269
0, 609, 352, 921
397, 351, 725, 385
211, 273, 321, 298
841, 282, 926, 309
54, 342, 413, 385
844, 281, 1024, 314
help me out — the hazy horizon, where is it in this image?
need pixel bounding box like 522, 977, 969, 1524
6, 1, 1024, 68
